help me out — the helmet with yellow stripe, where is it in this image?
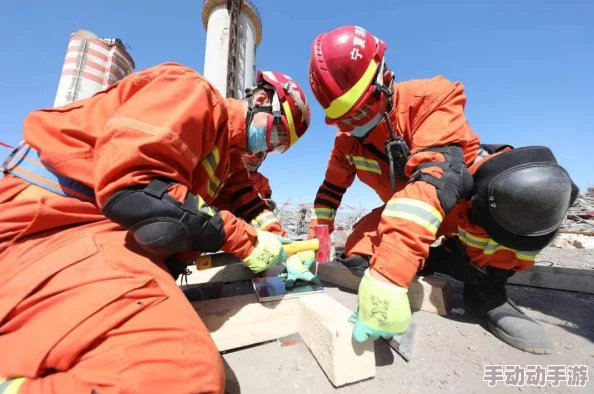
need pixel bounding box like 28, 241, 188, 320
245, 71, 311, 153
309, 25, 395, 135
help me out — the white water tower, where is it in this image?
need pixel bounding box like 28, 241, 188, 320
202, 0, 262, 98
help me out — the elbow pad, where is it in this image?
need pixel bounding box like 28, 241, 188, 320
101, 179, 226, 256
408, 145, 473, 213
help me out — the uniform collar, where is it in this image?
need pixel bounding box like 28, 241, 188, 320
225, 98, 247, 152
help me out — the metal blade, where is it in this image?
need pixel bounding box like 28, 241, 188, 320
383, 322, 417, 362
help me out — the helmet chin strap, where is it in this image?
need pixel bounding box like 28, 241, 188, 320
377, 63, 409, 194
354, 57, 396, 141
372, 57, 397, 140
244, 84, 279, 129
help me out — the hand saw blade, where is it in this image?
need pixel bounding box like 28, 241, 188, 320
383, 322, 417, 362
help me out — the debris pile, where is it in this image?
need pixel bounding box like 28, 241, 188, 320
276, 201, 368, 238
562, 186, 594, 233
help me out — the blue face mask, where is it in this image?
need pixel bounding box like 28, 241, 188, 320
247, 124, 268, 154
350, 112, 383, 138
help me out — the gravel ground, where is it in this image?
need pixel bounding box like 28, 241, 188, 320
535, 247, 594, 270
222, 282, 593, 394
187, 242, 594, 393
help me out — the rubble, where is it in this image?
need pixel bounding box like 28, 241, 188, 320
563, 185, 594, 232
276, 186, 594, 248
277, 201, 367, 238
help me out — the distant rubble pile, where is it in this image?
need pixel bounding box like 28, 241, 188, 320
562, 186, 594, 233
277, 202, 367, 238
276, 187, 594, 249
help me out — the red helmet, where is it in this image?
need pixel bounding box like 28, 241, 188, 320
309, 25, 392, 133
247, 71, 311, 153
242, 151, 266, 172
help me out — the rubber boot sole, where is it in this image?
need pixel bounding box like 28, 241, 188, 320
487, 320, 552, 355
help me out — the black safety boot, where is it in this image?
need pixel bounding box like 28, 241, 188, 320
335, 253, 370, 278
420, 236, 471, 282
464, 264, 553, 355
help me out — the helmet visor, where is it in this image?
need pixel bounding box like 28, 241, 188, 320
267, 116, 289, 153
334, 98, 383, 133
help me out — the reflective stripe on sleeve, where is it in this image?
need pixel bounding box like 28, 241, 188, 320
250, 211, 280, 231
346, 155, 382, 174
201, 147, 221, 196
382, 198, 444, 234
311, 207, 336, 221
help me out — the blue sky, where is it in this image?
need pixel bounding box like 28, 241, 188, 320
1, 0, 593, 211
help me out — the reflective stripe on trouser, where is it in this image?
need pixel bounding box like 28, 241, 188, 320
311, 207, 336, 221
382, 198, 443, 234
457, 227, 539, 261
250, 211, 279, 231
0, 377, 25, 393
346, 155, 382, 174
200, 146, 221, 196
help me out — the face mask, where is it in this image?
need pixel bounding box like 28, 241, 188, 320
350, 111, 383, 138
247, 124, 268, 153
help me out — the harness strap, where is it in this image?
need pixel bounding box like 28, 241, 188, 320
1, 142, 96, 203
1, 143, 195, 280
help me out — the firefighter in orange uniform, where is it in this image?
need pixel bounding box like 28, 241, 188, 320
0, 63, 310, 393
242, 152, 277, 212
307, 26, 577, 354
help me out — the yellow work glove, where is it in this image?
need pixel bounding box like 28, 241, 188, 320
241, 231, 287, 273
349, 268, 411, 342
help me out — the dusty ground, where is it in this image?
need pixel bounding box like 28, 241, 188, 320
219, 246, 594, 394
222, 283, 593, 394
537, 245, 594, 269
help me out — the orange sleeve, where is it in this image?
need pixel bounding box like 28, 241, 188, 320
220, 158, 286, 237
308, 136, 357, 238
252, 172, 272, 199
370, 78, 480, 287
92, 64, 256, 257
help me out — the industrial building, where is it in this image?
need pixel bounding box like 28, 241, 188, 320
53, 1, 261, 106
53, 30, 135, 107
202, 0, 263, 98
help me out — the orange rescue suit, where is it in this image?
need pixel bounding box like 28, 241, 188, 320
0, 63, 281, 393
310, 77, 537, 288
250, 171, 273, 199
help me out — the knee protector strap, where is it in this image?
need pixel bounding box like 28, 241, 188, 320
408, 145, 474, 213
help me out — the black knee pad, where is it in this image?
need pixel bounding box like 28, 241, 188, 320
102, 179, 226, 256
471, 146, 577, 251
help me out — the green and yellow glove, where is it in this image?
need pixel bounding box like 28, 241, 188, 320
242, 231, 288, 273
349, 268, 411, 342
283, 250, 322, 288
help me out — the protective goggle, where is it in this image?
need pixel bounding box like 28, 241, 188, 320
243, 151, 267, 172
336, 99, 383, 132
267, 115, 290, 153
